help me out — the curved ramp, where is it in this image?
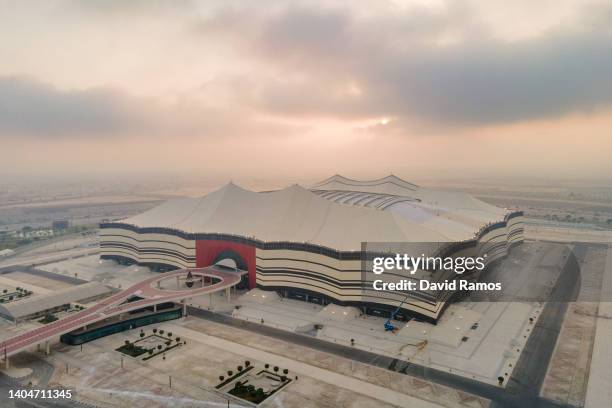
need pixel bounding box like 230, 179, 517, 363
1, 267, 240, 358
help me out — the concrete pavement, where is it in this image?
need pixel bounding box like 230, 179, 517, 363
167, 324, 444, 408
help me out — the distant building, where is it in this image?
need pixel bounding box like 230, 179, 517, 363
0, 229, 16, 238
52, 220, 70, 231
0, 282, 113, 323
0, 249, 15, 258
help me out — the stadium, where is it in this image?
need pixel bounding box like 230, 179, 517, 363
99, 175, 523, 322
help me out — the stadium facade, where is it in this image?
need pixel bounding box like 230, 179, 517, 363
99, 175, 523, 322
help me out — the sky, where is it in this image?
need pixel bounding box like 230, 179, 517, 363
1, 0, 611, 184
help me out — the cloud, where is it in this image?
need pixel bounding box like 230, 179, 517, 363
364, 30, 612, 125
66, 0, 196, 17
0, 76, 301, 139
195, 1, 612, 127
0, 77, 146, 137
4, 0, 612, 138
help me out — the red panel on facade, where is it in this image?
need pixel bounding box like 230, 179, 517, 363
195, 240, 256, 289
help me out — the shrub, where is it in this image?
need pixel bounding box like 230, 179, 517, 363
283, 369, 289, 375
245, 361, 251, 367
264, 363, 269, 369
219, 375, 224, 382
273, 366, 279, 373
237, 365, 243, 372
227, 370, 233, 377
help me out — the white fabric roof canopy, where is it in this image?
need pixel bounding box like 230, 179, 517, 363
123, 176, 511, 251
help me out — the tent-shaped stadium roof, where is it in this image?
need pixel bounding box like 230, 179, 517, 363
311, 175, 509, 237
121, 177, 511, 251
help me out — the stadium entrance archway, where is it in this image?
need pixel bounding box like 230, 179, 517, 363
195, 240, 256, 289
213, 250, 249, 289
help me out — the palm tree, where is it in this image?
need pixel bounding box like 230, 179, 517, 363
273, 366, 279, 373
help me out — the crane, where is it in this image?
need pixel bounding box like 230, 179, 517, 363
384, 293, 410, 332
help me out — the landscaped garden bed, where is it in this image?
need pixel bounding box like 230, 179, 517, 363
217, 361, 292, 405
0, 287, 33, 304
116, 340, 149, 357
115, 328, 186, 360
38, 313, 59, 324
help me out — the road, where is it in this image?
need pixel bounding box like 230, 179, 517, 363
0, 242, 586, 407
188, 244, 586, 408
1, 268, 241, 359
499, 244, 585, 406
0, 266, 89, 286
0, 248, 100, 270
